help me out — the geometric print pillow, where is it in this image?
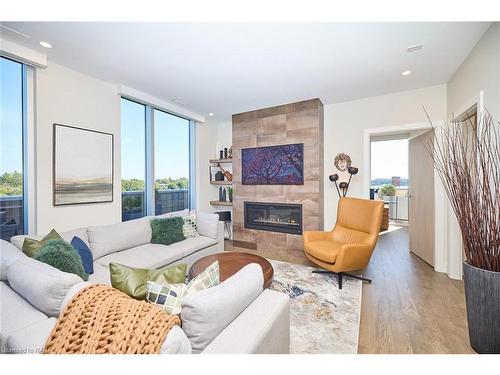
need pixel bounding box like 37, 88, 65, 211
146, 261, 220, 315
183, 214, 198, 238
186, 261, 220, 293
146, 281, 187, 315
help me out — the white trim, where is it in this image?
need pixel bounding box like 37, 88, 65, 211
363, 121, 456, 278
26, 66, 37, 234
0, 38, 47, 68
118, 85, 206, 123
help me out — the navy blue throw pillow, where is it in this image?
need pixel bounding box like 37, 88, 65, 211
71, 236, 94, 274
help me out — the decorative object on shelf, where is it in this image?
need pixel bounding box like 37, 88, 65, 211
329, 166, 359, 198
426, 109, 500, 353
219, 150, 224, 160
224, 147, 228, 159
218, 163, 233, 181
53, 124, 113, 205
242, 143, 304, 185
214, 170, 225, 181
334, 153, 352, 172
227, 187, 233, 202
215, 211, 232, 239
228, 146, 233, 159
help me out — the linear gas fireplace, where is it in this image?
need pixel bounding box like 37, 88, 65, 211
244, 202, 302, 235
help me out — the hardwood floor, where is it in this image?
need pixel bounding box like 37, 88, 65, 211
225, 225, 474, 354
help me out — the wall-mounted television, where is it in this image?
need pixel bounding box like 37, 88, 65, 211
241, 143, 304, 185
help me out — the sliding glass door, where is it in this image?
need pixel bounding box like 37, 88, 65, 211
0, 57, 25, 240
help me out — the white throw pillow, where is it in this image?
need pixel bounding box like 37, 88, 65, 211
196, 213, 219, 239
7, 257, 82, 317
0, 240, 26, 281
180, 263, 264, 353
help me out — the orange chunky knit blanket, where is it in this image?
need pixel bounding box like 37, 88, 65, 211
44, 284, 180, 354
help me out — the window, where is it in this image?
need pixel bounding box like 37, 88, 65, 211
120, 98, 194, 221
154, 109, 190, 215
121, 98, 146, 221
0, 57, 26, 241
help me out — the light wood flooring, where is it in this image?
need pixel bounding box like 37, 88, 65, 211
225, 226, 474, 354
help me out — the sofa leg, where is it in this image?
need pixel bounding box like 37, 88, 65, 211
312, 270, 371, 289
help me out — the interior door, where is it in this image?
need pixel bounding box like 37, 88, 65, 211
408, 130, 435, 266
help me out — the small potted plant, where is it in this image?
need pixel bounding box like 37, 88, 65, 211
427, 109, 499, 353
227, 187, 233, 202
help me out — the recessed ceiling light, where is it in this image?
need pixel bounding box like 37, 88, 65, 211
39, 41, 52, 48
407, 44, 424, 53
402, 70, 412, 76
209, 112, 214, 116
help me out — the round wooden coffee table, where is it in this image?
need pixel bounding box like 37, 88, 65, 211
188, 252, 274, 289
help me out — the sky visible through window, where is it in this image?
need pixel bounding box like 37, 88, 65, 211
1, 57, 23, 176
120, 99, 189, 182
371, 138, 408, 187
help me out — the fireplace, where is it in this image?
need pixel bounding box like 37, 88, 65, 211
244, 202, 302, 235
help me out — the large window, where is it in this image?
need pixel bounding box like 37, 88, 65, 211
154, 109, 190, 215
121, 99, 146, 221
0, 57, 26, 240
120, 98, 193, 221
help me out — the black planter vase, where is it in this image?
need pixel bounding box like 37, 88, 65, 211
463, 262, 500, 353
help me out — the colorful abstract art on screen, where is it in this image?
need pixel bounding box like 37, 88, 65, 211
241, 143, 304, 185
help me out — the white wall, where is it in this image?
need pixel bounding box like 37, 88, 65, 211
447, 22, 500, 120
195, 120, 233, 212
35, 62, 121, 233
323, 84, 447, 229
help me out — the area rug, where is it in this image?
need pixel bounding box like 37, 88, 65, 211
269, 260, 362, 354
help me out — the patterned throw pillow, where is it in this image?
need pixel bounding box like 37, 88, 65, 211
146, 281, 187, 315
146, 261, 220, 314
183, 214, 198, 238
187, 260, 220, 292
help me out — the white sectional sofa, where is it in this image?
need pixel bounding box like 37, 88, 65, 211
0, 210, 290, 354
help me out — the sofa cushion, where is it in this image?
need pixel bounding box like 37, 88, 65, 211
7, 257, 82, 317
6, 317, 57, 354
88, 263, 111, 285
196, 213, 219, 239
161, 325, 192, 354
181, 263, 264, 353
0, 240, 26, 281
88, 217, 152, 260
96, 236, 217, 269
0, 282, 48, 350
10, 227, 90, 251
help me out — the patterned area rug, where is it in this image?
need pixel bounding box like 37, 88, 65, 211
269, 260, 362, 354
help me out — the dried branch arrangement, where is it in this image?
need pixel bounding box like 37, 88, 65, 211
425, 109, 499, 272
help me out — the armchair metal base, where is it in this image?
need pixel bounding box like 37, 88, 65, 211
312, 270, 372, 290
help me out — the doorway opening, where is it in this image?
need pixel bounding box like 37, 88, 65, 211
368, 130, 436, 267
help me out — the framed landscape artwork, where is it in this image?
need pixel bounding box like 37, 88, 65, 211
53, 124, 114, 205
241, 143, 304, 185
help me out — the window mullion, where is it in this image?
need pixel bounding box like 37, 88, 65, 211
145, 105, 155, 216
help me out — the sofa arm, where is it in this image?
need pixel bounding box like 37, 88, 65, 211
201, 289, 290, 354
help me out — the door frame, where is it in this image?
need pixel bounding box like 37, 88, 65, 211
362, 121, 452, 277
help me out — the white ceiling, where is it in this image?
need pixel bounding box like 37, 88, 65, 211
1, 22, 491, 121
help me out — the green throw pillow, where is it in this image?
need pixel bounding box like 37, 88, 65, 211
151, 217, 186, 245
22, 229, 63, 258
109, 262, 187, 300
34, 239, 89, 281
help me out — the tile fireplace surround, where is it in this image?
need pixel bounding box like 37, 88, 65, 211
232, 98, 324, 262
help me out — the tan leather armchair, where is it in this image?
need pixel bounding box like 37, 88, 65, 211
304, 197, 384, 289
